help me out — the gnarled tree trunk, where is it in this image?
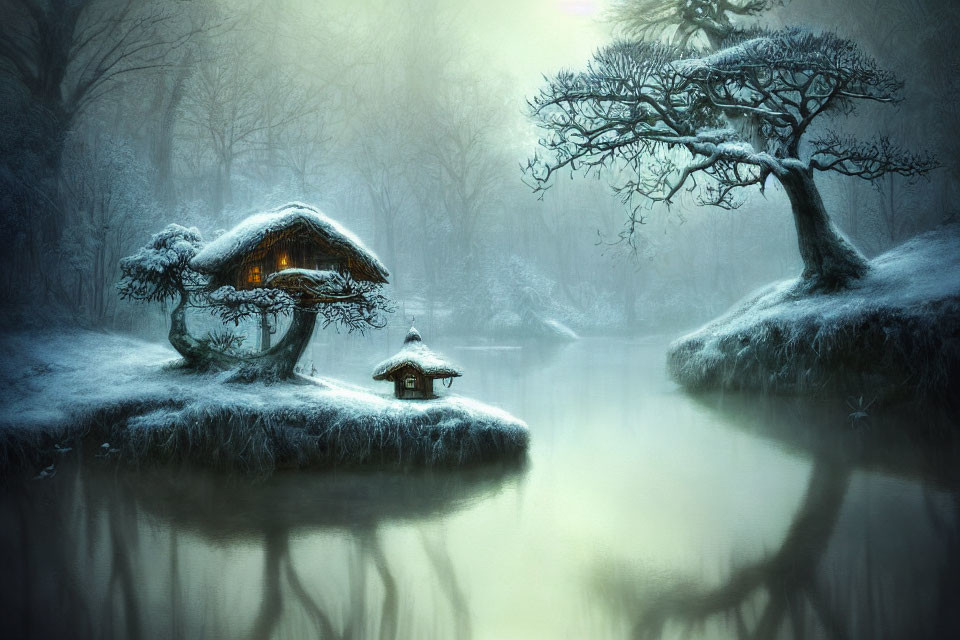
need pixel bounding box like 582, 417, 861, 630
248, 307, 317, 379
168, 291, 316, 379
259, 311, 273, 351
780, 168, 869, 291
168, 291, 235, 370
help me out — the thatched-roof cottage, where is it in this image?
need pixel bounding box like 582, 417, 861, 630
190, 202, 389, 289
373, 327, 462, 399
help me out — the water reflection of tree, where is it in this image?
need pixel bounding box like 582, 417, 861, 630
246, 527, 401, 640
597, 397, 959, 640
1, 457, 523, 639
420, 529, 472, 640
0, 455, 96, 639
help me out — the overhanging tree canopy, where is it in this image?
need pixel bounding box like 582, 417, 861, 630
526, 28, 937, 290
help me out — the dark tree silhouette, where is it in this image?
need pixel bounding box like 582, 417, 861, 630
0, 0, 208, 245
0, 0, 205, 169
526, 29, 937, 290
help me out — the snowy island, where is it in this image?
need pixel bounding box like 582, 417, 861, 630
668, 225, 960, 400
0, 330, 528, 475
0, 203, 528, 476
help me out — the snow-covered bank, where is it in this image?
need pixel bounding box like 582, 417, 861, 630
0, 331, 528, 475
667, 226, 960, 399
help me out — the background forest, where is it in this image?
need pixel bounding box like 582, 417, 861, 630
1, 0, 958, 341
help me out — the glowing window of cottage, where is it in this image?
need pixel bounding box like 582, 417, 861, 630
278, 253, 289, 268
404, 376, 417, 389
247, 265, 262, 284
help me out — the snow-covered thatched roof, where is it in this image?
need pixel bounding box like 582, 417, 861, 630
191, 202, 389, 282
372, 327, 463, 381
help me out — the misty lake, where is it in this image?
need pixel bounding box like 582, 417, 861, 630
2, 336, 957, 639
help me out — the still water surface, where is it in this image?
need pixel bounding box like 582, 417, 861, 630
2, 337, 958, 639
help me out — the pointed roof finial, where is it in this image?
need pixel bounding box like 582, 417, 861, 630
404, 325, 422, 344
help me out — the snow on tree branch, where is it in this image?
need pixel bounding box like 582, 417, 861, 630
207, 270, 393, 334
117, 224, 204, 303
207, 286, 294, 324
525, 26, 936, 244
677, 28, 905, 147
264, 268, 352, 300
524, 41, 773, 217
311, 280, 393, 334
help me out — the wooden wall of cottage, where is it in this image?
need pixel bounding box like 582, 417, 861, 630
229, 230, 344, 290
215, 229, 381, 290
391, 365, 434, 399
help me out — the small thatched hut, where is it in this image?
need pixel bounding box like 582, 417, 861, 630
373, 328, 462, 399
190, 202, 389, 289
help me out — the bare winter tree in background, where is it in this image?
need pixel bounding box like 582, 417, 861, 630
0, 0, 206, 229
352, 110, 412, 282
59, 132, 155, 323
275, 111, 330, 199
609, 0, 779, 47
181, 44, 318, 217
422, 81, 507, 263
148, 49, 196, 208
0, 0, 210, 315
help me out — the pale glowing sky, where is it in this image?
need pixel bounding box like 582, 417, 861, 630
259, 0, 616, 154
463, 0, 611, 93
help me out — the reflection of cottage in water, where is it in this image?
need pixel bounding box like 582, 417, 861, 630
373, 327, 462, 399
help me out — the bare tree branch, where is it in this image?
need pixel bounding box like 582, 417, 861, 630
810, 133, 939, 180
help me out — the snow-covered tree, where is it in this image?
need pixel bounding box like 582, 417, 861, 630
610, 0, 778, 48
118, 224, 391, 379
526, 29, 937, 290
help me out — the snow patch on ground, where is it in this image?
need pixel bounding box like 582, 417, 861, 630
667, 226, 960, 398
542, 318, 579, 341
0, 331, 528, 474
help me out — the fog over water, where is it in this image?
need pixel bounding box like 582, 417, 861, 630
1, 0, 959, 638
4, 338, 957, 639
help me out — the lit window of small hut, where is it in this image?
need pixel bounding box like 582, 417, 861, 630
278, 253, 289, 268
247, 265, 262, 284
